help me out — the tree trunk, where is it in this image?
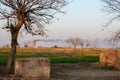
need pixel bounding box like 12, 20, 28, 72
5, 32, 18, 75
5, 14, 24, 75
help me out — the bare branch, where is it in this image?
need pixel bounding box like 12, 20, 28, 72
101, 0, 120, 26
0, 0, 68, 35
101, 0, 120, 45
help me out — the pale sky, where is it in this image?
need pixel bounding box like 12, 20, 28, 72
47, 0, 109, 39
0, 0, 114, 46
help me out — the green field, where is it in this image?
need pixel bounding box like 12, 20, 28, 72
0, 47, 102, 65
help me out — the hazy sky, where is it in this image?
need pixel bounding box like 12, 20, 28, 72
47, 0, 110, 39
0, 0, 114, 46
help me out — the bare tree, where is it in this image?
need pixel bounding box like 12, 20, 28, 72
101, 0, 120, 26
84, 40, 91, 48
109, 30, 120, 48
101, 0, 120, 44
0, 0, 67, 75
66, 37, 83, 49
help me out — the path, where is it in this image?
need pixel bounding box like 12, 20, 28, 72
51, 63, 120, 80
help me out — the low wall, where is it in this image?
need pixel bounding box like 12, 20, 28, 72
15, 57, 50, 80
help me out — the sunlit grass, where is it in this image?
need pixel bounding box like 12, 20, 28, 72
0, 55, 99, 66
0, 47, 105, 66
0, 47, 104, 55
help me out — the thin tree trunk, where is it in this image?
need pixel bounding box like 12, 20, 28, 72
5, 14, 24, 75
5, 32, 18, 75
6, 44, 16, 75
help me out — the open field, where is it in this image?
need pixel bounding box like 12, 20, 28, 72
0, 47, 103, 56
0, 47, 101, 65
0, 47, 120, 80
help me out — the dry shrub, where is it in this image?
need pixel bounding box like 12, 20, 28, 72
100, 49, 120, 69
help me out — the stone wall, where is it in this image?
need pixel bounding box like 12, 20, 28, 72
100, 49, 120, 69
15, 57, 50, 80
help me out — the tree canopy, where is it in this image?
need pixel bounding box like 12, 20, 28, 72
0, 0, 67, 35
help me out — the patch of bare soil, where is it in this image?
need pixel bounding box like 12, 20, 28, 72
51, 63, 120, 80
0, 66, 5, 76
1, 63, 120, 80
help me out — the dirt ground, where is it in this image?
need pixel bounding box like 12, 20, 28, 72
51, 63, 120, 80
0, 63, 120, 80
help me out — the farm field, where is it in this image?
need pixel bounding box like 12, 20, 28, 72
0, 48, 102, 65
0, 47, 120, 80
0, 47, 101, 65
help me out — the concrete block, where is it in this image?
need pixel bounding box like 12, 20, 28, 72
15, 57, 50, 80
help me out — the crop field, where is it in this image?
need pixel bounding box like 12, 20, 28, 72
1, 47, 120, 80
0, 47, 104, 66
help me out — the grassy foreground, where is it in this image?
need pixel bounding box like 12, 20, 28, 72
0, 47, 103, 65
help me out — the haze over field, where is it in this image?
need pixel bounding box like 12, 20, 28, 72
0, 0, 118, 47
